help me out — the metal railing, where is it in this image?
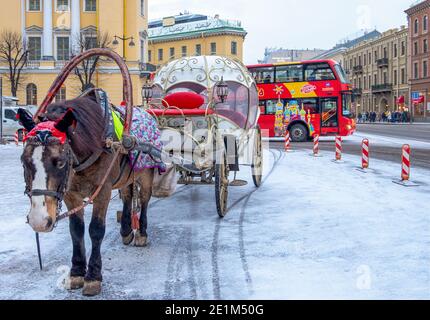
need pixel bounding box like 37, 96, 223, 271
372, 83, 393, 92
377, 58, 389, 68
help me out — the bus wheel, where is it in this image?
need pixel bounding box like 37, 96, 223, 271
289, 124, 308, 142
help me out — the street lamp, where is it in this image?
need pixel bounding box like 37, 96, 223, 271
112, 35, 136, 59
215, 77, 229, 103
141, 82, 153, 108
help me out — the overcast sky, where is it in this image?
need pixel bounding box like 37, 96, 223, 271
149, 0, 414, 64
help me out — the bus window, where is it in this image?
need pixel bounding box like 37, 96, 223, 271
275, 65, 303, 83
304, 63, 336, 81
321, 98, 338, 127
250, 67, 274, 84
334, 64, 349, 84
342, 93, 353, 118
301, 98, 319, 114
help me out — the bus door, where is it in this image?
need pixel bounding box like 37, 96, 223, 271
320, 98, 339, 134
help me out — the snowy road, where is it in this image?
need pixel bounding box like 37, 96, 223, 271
1, 143, 430, 300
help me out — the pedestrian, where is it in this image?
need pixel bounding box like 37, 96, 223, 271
387, 111, 392, 123
358, 112, 362, 123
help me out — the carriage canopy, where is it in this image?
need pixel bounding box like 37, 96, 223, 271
152, 56, 259, 130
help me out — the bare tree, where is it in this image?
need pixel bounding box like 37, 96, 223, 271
73, 32, 112, 92
0, 30, 29, 97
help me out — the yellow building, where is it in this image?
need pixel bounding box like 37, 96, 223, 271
148, 13, 247, 68
0, 0, 149, 106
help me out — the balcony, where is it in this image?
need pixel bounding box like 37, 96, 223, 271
353, 65, 363, 74
377, 58, 389, 68
26, 60, 41, 69
352, 88, 363, 95
372, 83, 393, 93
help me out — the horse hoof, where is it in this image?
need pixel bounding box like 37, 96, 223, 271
122, 231, 134, 246
65, 276, 85, 290
82, 281, 102, 297
134, 232, 148, 247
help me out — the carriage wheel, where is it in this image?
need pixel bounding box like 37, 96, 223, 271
215, 150, 229, 218
252, 126, 263, 187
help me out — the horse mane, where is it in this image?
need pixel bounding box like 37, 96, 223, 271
45, 96, 106, 155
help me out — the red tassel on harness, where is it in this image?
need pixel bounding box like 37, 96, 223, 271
131, 212, 140, 231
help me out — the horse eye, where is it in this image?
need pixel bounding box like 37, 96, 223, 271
53, 159, 66, 169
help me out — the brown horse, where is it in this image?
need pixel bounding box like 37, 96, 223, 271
19, 94, 155, 296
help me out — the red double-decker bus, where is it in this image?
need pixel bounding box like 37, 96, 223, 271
247, 60, 356, 141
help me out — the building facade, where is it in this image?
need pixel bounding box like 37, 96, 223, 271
313, 30, 382, 69
405, 0, 430, 121
148, 13, 247, 68
0, 0, 149, 106
344, 27, 409, 115
258, 48, 325, 64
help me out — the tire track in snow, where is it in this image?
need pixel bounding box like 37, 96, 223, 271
211, 149, 284, 299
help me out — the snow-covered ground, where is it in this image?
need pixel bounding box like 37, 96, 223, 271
0, 142, 430, 300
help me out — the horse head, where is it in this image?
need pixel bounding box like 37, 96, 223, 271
19, 108, 76, 233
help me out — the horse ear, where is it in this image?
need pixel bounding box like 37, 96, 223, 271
16, 108, 36, 131
55, 109, 76, 133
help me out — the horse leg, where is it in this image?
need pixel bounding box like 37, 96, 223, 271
64, 193, 86, 290
82, 188, 111, 297
134, 169, 154, 247
119, 184, 134, 245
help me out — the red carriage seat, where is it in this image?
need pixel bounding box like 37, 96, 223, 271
149, 91, 211, 117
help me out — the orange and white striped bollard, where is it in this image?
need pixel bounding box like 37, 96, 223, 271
284, 130, 291, 152
401, 144, 411, 181
335, 135, 342, 161
362, 139, 369, 169
313, 134, 320, 156
14, 131, 19, 146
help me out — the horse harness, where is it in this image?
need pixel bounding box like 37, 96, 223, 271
24, 89, 125, 226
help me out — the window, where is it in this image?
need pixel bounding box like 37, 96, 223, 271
231, 41, 237, 55
28, 37, 42, 60
364, 76, 367, 89
56, 37, 70, 60
401, 41, 406, 56
140, 40, 144, 62
424, 15, 428, 32
424, 39, 428, 53
26, 83, 37, 105
140, 0, 145, 16
374, 74, 377, 85
158, 48, 163, 61
374, 50, 378, 62
368, 52, 371, 63
383, 47, 387, 59
383, 72, 387, 84
394, 70, 398, 86
249, 67, 274, 84
424, 61, 428, 78
358, 55, 362, 66
368, 75, 371, 87
414, 42, 418, 55
334, 64, 348, 84
84, 0, 96, 12
364, 54, 367, 66
195, 44, 201, 56
148, 50, 152, 62
55, 87, 66, 102
414, 62, 419, 79
210, 42, 217, 55
4, 109, 18, 121
169, 47, 175, 60
304, 63, 335, 81
84, 36, 97, 49
394, 43, 398, 58
414, 19, 419, 34
28, 0, 41, 11
56, 0, 69, 11
181, 46, 187, 57
275, 65, 303, 82
302, 98, 319, 114
401, 68, 405, 84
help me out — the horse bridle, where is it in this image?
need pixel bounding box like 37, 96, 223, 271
24, 136, 75, 222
